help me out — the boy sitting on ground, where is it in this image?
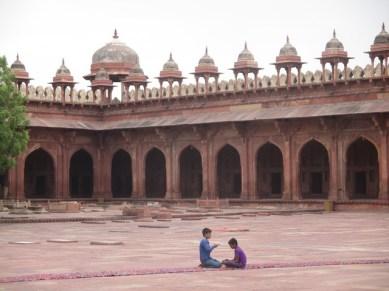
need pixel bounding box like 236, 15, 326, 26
222, 238, 247, 268
199, 228, 221, 268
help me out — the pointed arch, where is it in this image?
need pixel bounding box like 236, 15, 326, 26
217, 144, 241, 198
69, 149, 93, 198
346, 137, 379, 199
111, 149, 132, 198
24, 148, 55, 199
179, 145, 202, 198
299, 140, 329, 199
256, 142, 283, 198
145, 147, 166, 198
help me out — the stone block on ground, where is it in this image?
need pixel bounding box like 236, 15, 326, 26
122, 206, 151, 218
47, 202, 80, 213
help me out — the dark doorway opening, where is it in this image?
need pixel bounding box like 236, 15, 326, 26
217, 145, 241, 198
24, 149, 55, 199
256, 143, 283, 198
299, 140, 329, 199
180, 146, 202, 199
111, 150, 132, 198
145, 148, 166, 198
347, 138, 378, 199
69, 149, 93, 198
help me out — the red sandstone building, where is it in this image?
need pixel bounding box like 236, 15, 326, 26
1, 25, 389, 205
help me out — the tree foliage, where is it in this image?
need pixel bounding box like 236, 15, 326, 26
0, 56, 29, 174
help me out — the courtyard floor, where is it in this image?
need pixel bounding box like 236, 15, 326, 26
0, 207, 389, 290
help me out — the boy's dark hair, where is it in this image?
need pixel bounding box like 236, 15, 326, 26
202, 228, 212, 236
228, 238, 238, 246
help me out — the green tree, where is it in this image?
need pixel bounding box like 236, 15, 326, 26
0, 56, 29, 174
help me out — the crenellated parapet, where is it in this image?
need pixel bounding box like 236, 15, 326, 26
20, 63, 387, 105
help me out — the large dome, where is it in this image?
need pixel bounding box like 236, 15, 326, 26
92, 29, 139, 66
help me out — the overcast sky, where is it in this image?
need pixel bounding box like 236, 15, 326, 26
1, 0, 388, 96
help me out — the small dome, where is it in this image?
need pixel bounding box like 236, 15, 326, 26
279, 36, 298, 56
92, 29, 139, 66
163, 53, 179, 71
56, 58, 71, 75
374, 23, 389, 44
132, 66, 144, 75
10, 54, 25, 70
95, 68, 109, 80
238, 42, 255, 61
325, 30, 344, 49
199, 47, 215, 65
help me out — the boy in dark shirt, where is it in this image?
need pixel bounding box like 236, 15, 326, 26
199, 228, 221, 268
222, 238, 247, 268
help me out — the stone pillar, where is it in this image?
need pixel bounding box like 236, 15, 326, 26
240, 140, 249, 200
379, 131, 388, 200
165, 144, 173, 199
247, 138, 256, 200
171, 142, 180, 199
16, 155, 25, 200
131, 147, 139, 199
56, 145, 63, 199
337, 137, 347, 200
137, 144, 146, 199
201, 140, 210, 199
208, 141, 217, 199
93, 148, 104, 199
283, 136, 292, 200
62, 146, 70, 199
102, 149, 112, 199
329, 135, 338, 201
291, 138, 299, 200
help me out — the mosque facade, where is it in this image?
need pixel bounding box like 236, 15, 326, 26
1, 25, 389, 206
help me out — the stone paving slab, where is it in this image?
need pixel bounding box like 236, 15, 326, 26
0, 212, 388, 290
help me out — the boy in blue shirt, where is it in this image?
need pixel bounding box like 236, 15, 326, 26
199, 228, 221, 268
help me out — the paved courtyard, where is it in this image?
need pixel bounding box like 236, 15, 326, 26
1, 209, 389, 290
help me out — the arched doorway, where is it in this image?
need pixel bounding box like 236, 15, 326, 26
24, 149, 55, 199
111, 150, 132, 198
299, 140, 329, 199
217, 144, 241, 198
180, 146, 202, 198
346, 138, 378, 199
69, 149, 93, 198
145, 148, 166, 198
256, 143, 283, 198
